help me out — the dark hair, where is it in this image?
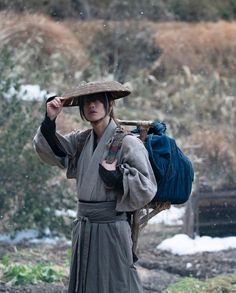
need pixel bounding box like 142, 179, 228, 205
79, 92, 115, 121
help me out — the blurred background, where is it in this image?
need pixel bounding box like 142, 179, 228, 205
0, 1, 236, 291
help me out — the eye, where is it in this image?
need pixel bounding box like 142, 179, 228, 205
86, 96, 97, 103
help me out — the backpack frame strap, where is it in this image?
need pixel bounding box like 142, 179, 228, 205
105, 127, 131, 164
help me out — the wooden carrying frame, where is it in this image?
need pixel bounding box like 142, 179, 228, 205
117, 119, 171, 253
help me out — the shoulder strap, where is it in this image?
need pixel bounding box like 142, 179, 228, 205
75, 127, 130, 164
105, 127, 131, 164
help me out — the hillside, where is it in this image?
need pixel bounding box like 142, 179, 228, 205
1, 14, 236, 86
1, 13, 235, 191
0, 12, 236, 243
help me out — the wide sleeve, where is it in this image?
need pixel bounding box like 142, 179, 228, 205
33, 127, 80, 178
116, 135, 157, 212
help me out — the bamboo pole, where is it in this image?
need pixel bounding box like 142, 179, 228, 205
117, 119, 155, 127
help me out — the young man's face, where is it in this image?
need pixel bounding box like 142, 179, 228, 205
83, 95, 107, 122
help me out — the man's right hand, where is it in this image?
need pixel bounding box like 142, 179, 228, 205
46, 97, 65, 121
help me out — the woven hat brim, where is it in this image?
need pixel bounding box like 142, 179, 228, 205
61, 81, 131, 107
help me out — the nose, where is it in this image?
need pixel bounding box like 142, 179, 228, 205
88, 101, 95, 108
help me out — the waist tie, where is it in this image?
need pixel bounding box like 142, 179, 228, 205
68, 201, 127, 293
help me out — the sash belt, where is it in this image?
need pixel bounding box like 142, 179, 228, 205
68, 201, 127, 293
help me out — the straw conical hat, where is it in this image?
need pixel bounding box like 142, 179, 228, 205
61, 80, 131, 107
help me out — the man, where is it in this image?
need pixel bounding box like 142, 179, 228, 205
33, 80, 157, 293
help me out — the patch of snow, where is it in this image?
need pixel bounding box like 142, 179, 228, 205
30, 236, 71, 246
0, 229, 39, 244
0, 229, 71, 246
157, 234, 236, 255
186, 262, 193, 269
3, 84, 55, 101
55, 209, 76, 218
19, 85, 47, 100
148, 206, 185, 226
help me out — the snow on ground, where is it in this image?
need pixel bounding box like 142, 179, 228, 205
150, 205, 236, 255
0, 229, 71, 246
157, 234, 236, 255
0, 229, 39, 245
55, 209, 76, 218
3, 84, 55, 101
148, 205, 185, 226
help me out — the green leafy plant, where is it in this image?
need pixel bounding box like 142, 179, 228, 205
164, 272, 236, 293
1, 256, 64, 285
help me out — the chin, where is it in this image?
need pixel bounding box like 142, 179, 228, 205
86, 115, 105, 122
88, 117, 102, 123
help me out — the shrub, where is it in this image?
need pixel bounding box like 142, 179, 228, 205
1, 0, 236, 21
190, 128, 236, 191
0, 13, 87, 91
86, 22, 162, 83
0, 47, 74, 238
151, 21, 236, 78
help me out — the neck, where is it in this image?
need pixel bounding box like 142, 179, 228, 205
91, 116, 110, 139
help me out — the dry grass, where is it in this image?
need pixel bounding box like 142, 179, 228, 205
0, 12, 86, 60
68, 19, 236, 77
151, 21, 236, 77
2, 15, 236, 83
0, 12, 88, 91
190, 128, 236, 190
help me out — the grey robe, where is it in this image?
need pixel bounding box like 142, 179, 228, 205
33, 119, 157, 293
